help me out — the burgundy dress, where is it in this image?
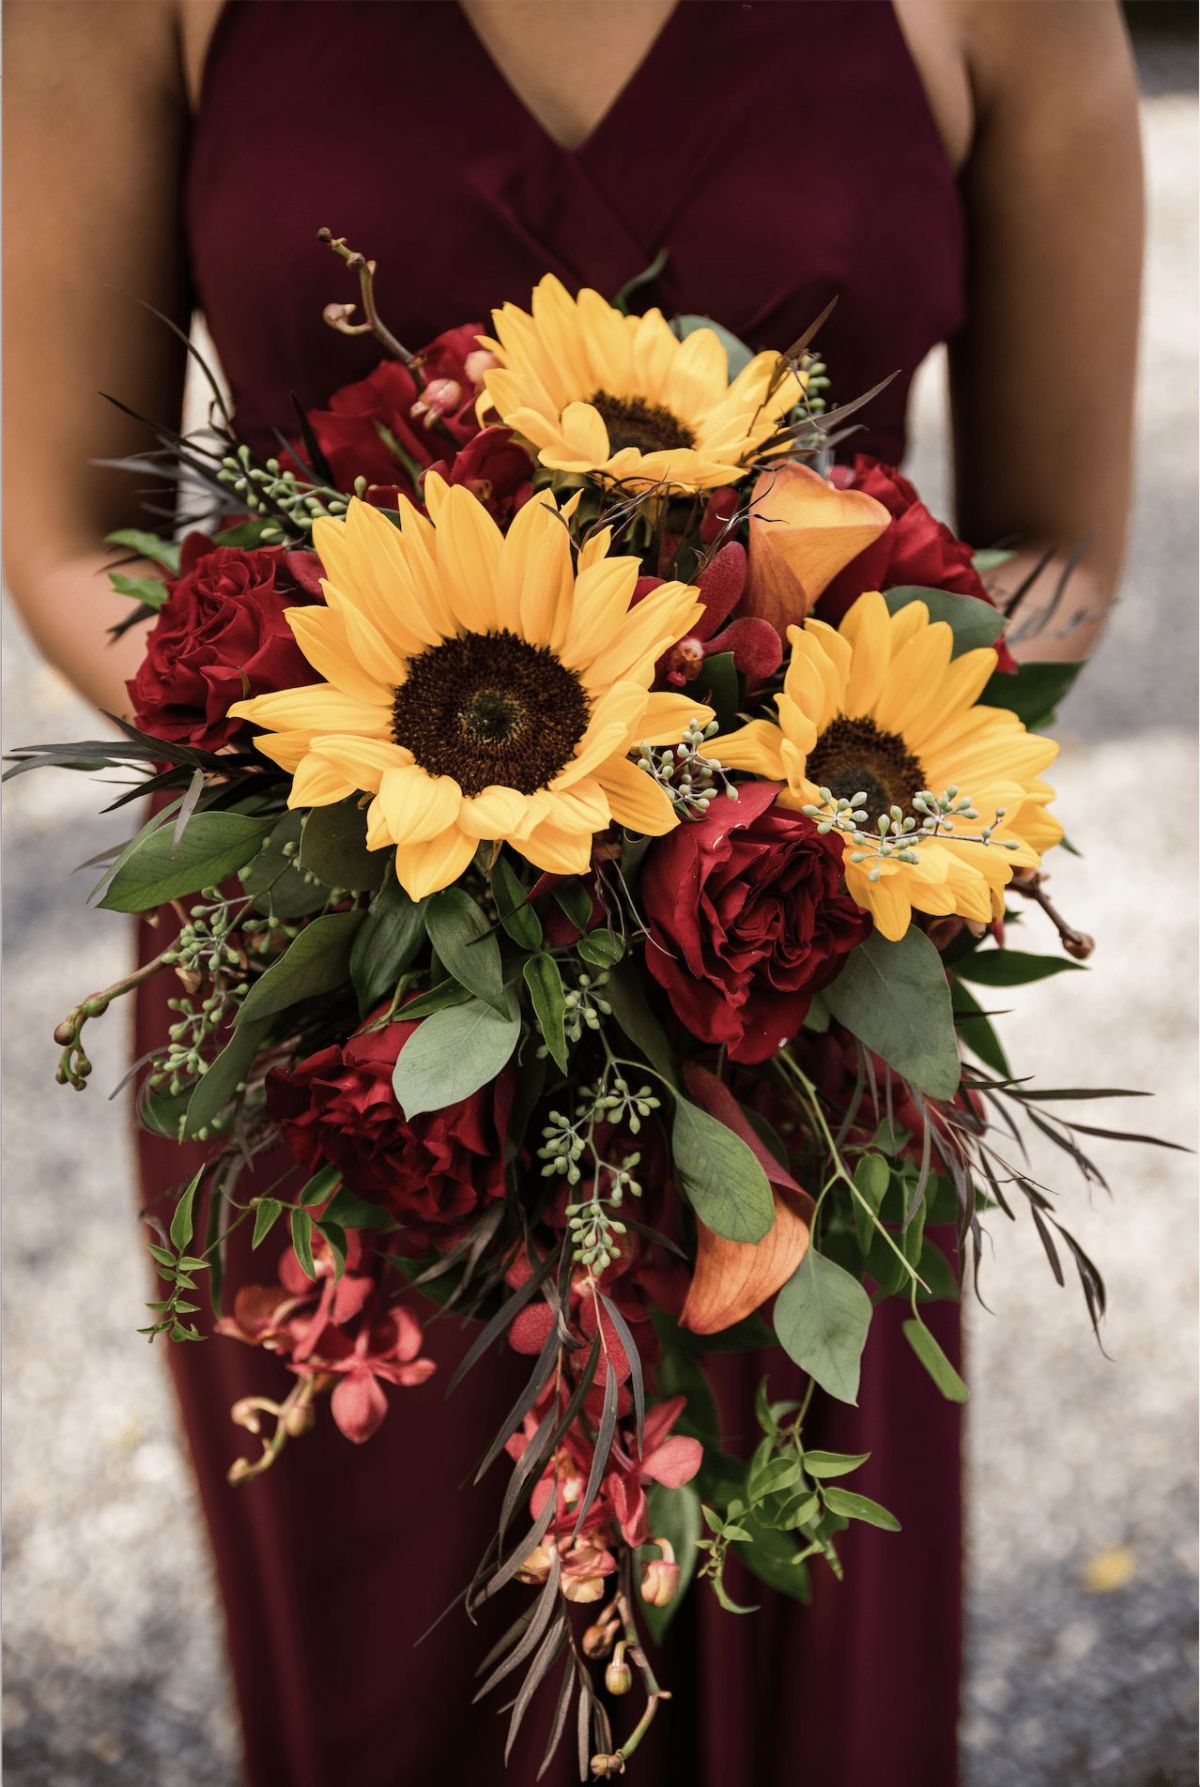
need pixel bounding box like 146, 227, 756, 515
138, 4, 966, 1782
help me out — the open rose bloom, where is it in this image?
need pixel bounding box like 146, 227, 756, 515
23, 257, 1150, 1780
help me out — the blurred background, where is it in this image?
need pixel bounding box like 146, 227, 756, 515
3, 9, 1196, 1784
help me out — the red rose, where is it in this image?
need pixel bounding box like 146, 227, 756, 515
127, 535, 318, 750
301, 325, 486, 500
641, 782, 871, 1064
822, 457, 1016, 673
425, 425, 534, 524
266, 1012, 512, 1235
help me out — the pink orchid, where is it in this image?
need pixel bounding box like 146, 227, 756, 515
602, 1396, 703, 1547
304, 1307, 436, 1444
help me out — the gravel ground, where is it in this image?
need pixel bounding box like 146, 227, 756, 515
3, 37, 1195, 1787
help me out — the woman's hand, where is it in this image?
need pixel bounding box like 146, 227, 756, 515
3, 0, 190, 715
948, 0, 1143, 663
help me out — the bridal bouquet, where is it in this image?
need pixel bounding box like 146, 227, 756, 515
11, 239, 1166, 1778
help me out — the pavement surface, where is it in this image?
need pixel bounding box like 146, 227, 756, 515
3, 33, 1196, 1787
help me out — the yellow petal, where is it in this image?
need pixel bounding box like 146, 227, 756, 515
231, 683, 390, 739
705, 719, 786, 778
459, 785, 534, 839
286, 606, 394, 705
596, 754, 680, 835
372, 764, 463, 844
391, 826, 478, 900
636, 691, 714, 746
307, 734, 413, 794
288, 753, 357, 809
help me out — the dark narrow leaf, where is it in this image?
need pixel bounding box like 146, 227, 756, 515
571, 1359, 618, 1538
474, 1553, 562, 1701
474, 1321, 561, 1484
600, 1293, 644, 1452
504, 1618, 567, 1765
446, 1247, 558, 1395
538, 1660, 577, 1780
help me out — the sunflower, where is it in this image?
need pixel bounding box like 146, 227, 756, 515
229, 488, 711, 899
709, 592, 1062, 940
478, 274, 805, 493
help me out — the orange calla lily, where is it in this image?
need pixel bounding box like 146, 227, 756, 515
681, 1187, 814, 1336
744, 461, 891, 634
678, 1062, 815, 1336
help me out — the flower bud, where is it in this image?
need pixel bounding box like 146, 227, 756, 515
604, 1644, 633, 1696
464, 347, 498, 388
284, 1398, 316, 1438
582, 1618, 618, 1660
640, 1539, 681, 1608
562, 1572, 607, 1604
589, 1753, 626, 1778
411, 378, 462, 427
515, 1543, 555, 1586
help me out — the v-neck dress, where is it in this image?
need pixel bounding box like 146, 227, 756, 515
138, 4, 967, 1783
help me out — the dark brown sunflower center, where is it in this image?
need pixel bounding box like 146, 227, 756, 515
391, 630, 591, 798
806, 715, 927, 821
588, 391, 696, 456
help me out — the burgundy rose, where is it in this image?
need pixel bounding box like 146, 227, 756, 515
642, 783, 871, 1064
299, 325, 487, 500
425, 425, 534, 524
127, 535, 318, 750
266, 1011, 512, 1234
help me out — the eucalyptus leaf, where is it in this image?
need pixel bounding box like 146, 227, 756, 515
902, 1316, 968, 1402
299, 798, 384, 892
671, 1097, 774, 1244
100, 813, 274, 912
108, 572, 169, 608
605, 961, 676, 1084
774, 1249, 873, 1405
981, 659, 1081, 730
524, 953, 568, 1072
349, 879, 426, 1014
392, 994, 521, 1118
490, 853, 543, 951
105, 528, 181, 572
883, 586, 1005, 656
955, 949, 1085, 988
825, 929, 961, 1102
236, 911, 362, 1025
425, 887, 507, 1013
185, 1019, 269, 1137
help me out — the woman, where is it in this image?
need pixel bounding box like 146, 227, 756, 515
4, 3, 1142, 1783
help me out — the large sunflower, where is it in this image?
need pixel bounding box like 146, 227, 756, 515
709, 592, 1062, 940
479, 275, 804, 493
230, 488, 711, 899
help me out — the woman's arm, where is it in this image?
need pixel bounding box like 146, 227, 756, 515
950, 0, 1143, 663
3, 0, 191, 716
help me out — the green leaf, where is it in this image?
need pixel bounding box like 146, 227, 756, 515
951, 978, 1012, 1077
824, 928, 961, 1101
524, 953, 568, 1071
671, 1097, 774, 1243
289, 1207, 316, 1280
640, 1481, 701, 1644
699, 651, 740, 733
774, 1493, 821, 1529
774, 1249, 873, 1405
322, 1186, 390, 1230
820, 1487, 901, 1531
970, 548, 1016, 572
552, 881, 595, 935
240, 812, 328, 920
185, 1019, 269, 1138
425, 888, 507, 1014
251, 1198, 285, 1248
108, 571, 169, 608
748, 1456, 801, 1500
982, 659, 1082, 730
902, 1316, 969, 1402
955, 949, 1085, 988
606, 961, 676, 1084
349, 878, 426, 1015
613, 247, 669, 314
883, 586, 1005, 656
490, 854, 543, 951
392, 993, 521, 1118
802, 1449, 871, 1480
672, 314, 755, 378
236, 911, 362, 1025
105, 528, 181, 572
299, 798, 384, 892
577, 931, 625, 969
738, 1516, 811, 1604
169, 1169, 203, 1253
100, 813, 274, 912
395, 979, 470, 1021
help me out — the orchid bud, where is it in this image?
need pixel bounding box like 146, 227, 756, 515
284, 1399, 316, 1438
514, 1544, 555, 1586
582, 1618, 618, 1660
589, 1753, 626, 1778
230, 1398, 265, 1435
604, 1645, 633, 1696
640, 1539, 680, 1608
411, 377, 462, 427
464, 347, 498, 388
